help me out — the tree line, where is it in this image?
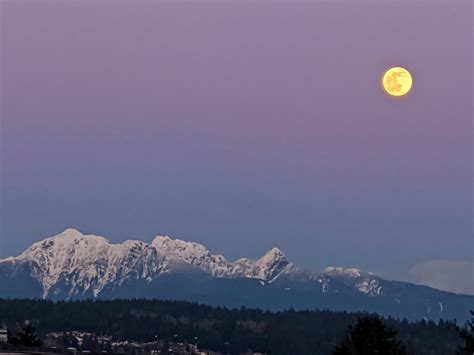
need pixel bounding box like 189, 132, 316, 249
0, 299, 472, 354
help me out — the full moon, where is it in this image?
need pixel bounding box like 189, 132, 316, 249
382, 67, 413, 97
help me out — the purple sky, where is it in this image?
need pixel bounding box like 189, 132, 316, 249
1, 1, 472, 292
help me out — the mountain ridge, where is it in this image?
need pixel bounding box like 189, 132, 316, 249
3, 228, 298, 298
1, 228, 472, 322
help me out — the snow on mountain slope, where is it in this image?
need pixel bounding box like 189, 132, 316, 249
151, 235, 296, 280
0, 228, 388, 299
1, 229, 298, 298
322, 266, 382, 296
13, 229, 168, 298
233, 248, 295, 282
151, 235, 232, 277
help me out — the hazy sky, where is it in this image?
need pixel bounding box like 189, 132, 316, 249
1, 1, 472, 293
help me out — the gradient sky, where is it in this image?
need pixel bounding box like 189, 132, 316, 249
1, 1, 472, 293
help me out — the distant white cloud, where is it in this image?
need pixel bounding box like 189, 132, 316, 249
407, 260, 474, 295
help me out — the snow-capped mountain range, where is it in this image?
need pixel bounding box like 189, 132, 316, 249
9, 228, 296, 298
1, 228, 472, 322
1, 228, 372, 298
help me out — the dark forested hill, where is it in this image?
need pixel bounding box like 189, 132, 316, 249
0, 299, 466, 355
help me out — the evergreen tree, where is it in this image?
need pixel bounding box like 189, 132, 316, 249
333, 317, 406, 355
9, 322, 43, 347
458, 310, 474, 354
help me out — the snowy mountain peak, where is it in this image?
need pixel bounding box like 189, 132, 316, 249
258, 247, 285, 264
18, 229, 109, 261
152, 235, 210, 259
59, 228, 85, 237
324, 266, 364, 278
151, 235, 172, 244
35, 228, 110, 246
14, 229, 114, 298
247, 247, 290, 282
322, 267, 382, 296
323, 266, 377, 279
